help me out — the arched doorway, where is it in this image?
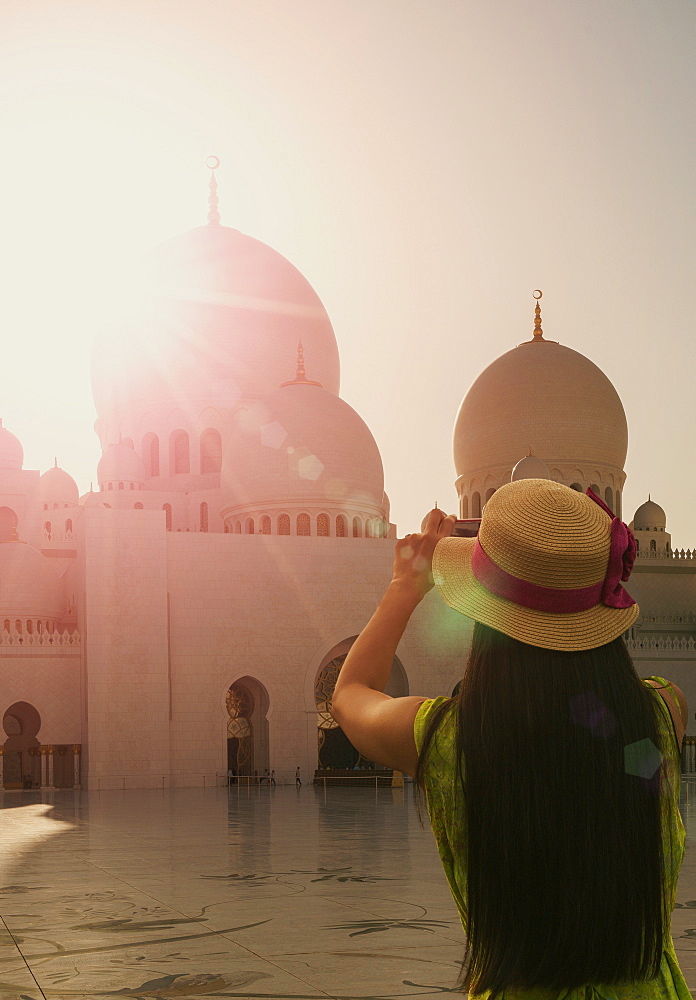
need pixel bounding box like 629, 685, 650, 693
314, 646, 408, 769
3, 702, 41, 789
0, 506, 18, 542
225, 677, 270, 779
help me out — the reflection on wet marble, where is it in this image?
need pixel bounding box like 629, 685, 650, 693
0, 780, 694, 999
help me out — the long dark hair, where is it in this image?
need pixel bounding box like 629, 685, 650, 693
415, 622, 678, 996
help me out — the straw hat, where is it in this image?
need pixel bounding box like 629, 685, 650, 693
433, 479, 639, 651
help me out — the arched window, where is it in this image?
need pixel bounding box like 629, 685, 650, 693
461, 495, 468, 519
44, 521, 52, 540
615, 491, 621, 518
353, 516, 362, 538
317, 513, 330, 537
234, 520, 241, 534
650, 539, 656, 553
260, 515, 271, 535
15, 619, 22, 634
163, 504, 172, 531
336, 515, 347, 537
297, 513, 311, 536
130, 483, 134, 490
200, 428, 222, 474
107, 482, 113, 490
65, 518, 73, 537
43, 503, 48, 511
27, 620, 33, 635
0, 507, 17, 543
471, 492, 481, 518
245, 517, 255, 534
590, 483, 600, 496
278, 513, 290, 535
53, 502, 59, 510
570, 482, 582, 492
143, 434, 160, 477
37, 620, 42, 634
200, 502, 209, 533
3, 619, 9, 632
171, 431, 190, 474
485, 487, 496, 505
118, 482, 124, 490
134, 502, 144, 509
604, 486, 614, 512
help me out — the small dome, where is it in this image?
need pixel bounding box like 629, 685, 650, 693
97, 443, 146, 487
220, 382, 384, 513
0, 419, 23, 471
511, 453, 551, 482
40, 465, 79, 505
0, 542, 61, 619
633, 498, 666, 531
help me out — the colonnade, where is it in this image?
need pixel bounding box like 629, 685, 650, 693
0, 744, 82, 789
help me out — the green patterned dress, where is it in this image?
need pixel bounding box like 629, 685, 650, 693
414, 676, 690, 1000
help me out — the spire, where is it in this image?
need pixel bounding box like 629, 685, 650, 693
280, 342, 323, 387
532, 290, 544, 340
206, 155, 221, 226
54, 456, 58, 468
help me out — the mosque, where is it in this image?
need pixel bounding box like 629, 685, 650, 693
1, 164, 694, 790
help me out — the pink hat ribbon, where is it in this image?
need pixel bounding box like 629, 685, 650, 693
470, 488, 636, 613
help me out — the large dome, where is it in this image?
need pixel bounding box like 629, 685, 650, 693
220, 382, 384, 514
0, 420, 23, 471
454, 340, 628, 481
92, 225, 340, 433
633, 498, 666, 531
0, 542, 62, 619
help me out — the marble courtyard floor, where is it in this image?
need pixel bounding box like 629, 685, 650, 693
1, 783, 696, 1000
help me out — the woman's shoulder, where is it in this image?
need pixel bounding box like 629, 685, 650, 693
643, 676, 688, 750
414, 696, 456, 754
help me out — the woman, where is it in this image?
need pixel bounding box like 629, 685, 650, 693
331, 478, 690, 999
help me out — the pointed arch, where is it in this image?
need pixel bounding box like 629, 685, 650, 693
170, 430, 190, 475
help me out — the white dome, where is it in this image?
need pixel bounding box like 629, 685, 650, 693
91, 225, 340, 432
0, 420, 23, 471
633, 498, 666, 531
220, 382, 384, 513
0, 542, 61, 619
40, 465, 79, 505
97, 443, 146, 486
454, 340, 627, 480
511, 453, 551, 482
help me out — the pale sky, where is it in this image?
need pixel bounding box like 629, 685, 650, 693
0, 0, 694, 541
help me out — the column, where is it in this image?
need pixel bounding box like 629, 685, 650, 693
40, 747, 48, 787
0, 748, 4, 789
46, 746, 55, 788
73, 744, 82, 789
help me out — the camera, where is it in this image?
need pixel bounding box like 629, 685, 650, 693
451, 519, 481, 538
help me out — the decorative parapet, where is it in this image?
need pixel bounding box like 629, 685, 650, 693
0, 629, 80, 649
638, 612, 696, 625
626, 636, 696, 652
635, 548, 696, 562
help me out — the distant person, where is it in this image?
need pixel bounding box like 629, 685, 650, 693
332, 482, 689, 997
261, 768, 270, 785
270, 769, 276, 787
227, 767, 233, 787
295, 766, 301, 787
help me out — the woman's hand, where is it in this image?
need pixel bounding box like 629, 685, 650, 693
391, 508, 456, 601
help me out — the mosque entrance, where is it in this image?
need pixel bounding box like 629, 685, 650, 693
2, 702, 41, 789
0, 506, 18, 543
225, 677, 269, 780
314, 647, 408, 770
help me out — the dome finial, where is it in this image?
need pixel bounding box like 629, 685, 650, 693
532, 290, 544, 340
54, 456, 58, 468
206, 155, 221, 226
280, 341, 323, 387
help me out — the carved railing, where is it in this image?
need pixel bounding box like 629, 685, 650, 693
0, 629, 80, 648
626, 636, 696, 652
635, 548, 696, 562
638, 613, 696, 625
